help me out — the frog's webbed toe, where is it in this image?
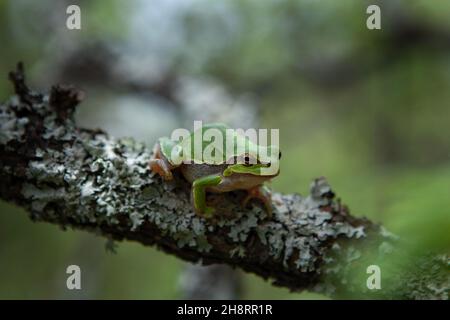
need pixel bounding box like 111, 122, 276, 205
149, 158, 173, 180
149, 143, 173, 180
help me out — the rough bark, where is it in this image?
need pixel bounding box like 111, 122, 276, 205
0, 64, 448, 299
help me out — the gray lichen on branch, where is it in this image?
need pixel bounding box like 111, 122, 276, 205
0, 64, 448, 299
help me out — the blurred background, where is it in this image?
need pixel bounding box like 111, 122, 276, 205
0, 0, 449, 299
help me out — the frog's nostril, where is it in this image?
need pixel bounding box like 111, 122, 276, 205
278, 151, 282, 159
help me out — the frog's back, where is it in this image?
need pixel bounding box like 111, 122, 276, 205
178, 123, 231, 164
161, 123, 262, 165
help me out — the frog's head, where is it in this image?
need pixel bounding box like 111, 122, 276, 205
223, 145, 281, 179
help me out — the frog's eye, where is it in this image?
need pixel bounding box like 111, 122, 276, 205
239, 154, 256, 166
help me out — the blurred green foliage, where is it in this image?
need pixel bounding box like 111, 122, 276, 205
0, 0, 448, 299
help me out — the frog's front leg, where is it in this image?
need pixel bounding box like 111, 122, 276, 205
192, 175, 222, 217
242, 185, 273, 218
149, 142, 173, 180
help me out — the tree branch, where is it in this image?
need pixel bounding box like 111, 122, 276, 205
0, 64, 448, 299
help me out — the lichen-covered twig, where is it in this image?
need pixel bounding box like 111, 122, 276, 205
0, 64, 448, 299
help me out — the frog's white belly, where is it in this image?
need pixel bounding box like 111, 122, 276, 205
180, 163, 227, 183
180, 164, 271, 192
209, 174, 270, 192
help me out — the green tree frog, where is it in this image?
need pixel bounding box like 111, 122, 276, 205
149, 123, 280, 217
